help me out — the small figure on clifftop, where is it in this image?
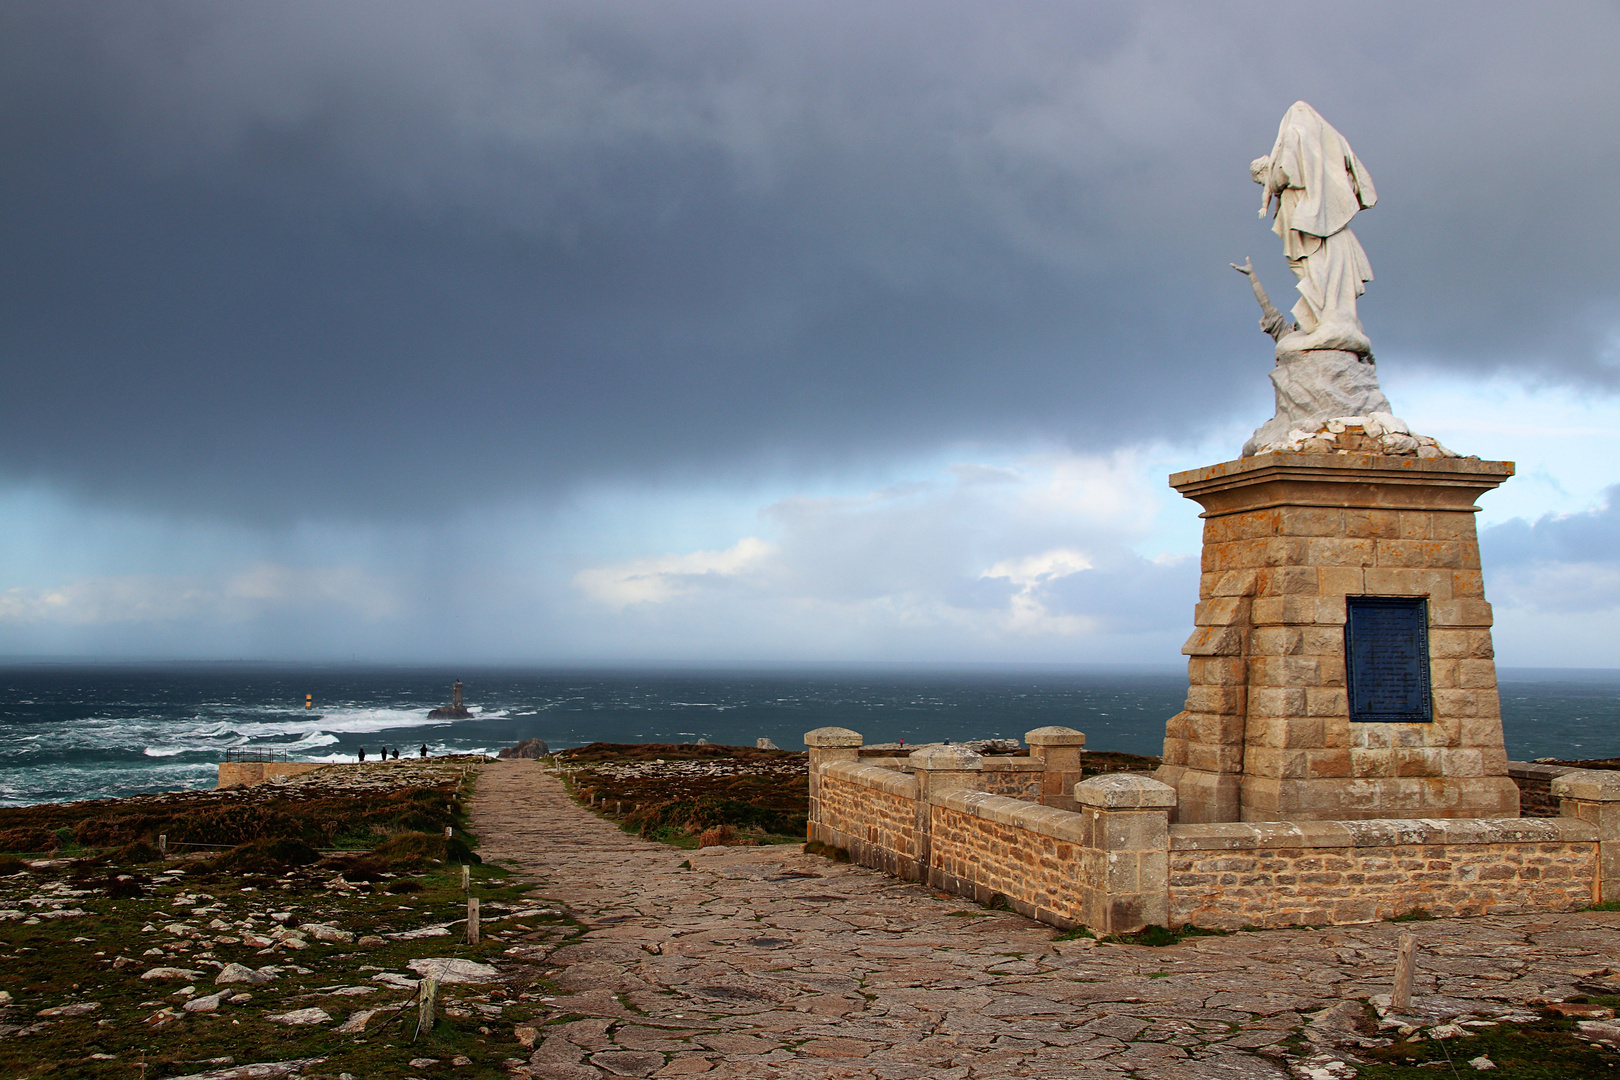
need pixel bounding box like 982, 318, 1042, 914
420, 744, 428, 759
358, 747, 366, 762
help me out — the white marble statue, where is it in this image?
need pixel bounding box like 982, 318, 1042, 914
1251, 101, 1377, 357
1233, 102, 1457, 458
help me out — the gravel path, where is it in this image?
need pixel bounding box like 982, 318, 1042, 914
473, 759, 1620, 1079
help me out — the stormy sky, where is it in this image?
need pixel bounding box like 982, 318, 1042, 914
3, 1, 1619, 666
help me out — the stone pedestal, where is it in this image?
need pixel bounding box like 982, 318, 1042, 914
1026, 726, 1086, 812
1154, 452, 1521, 823
1554, 769, 1620, 904
805, 726, 862, 840
1074, 774, 1175, 933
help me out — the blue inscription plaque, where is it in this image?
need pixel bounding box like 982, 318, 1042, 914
1344, 596, 1432, 723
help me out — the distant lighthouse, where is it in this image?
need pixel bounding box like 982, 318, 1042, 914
428, 679, 472, 720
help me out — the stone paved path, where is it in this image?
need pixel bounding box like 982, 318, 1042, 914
473, 759, 1620, 1079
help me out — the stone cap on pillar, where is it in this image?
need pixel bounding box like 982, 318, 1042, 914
1025, 726, 1086, 747
1552, 769, 1620, 803
804, 727, 863, 749
908, 745, 984, 771
1074, 773, 1177, 809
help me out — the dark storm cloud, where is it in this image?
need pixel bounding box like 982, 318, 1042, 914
1483, 488, 1620, 614
3, 1, 1619, 519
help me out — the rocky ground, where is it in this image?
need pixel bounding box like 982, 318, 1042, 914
0, 760, 576, 1078
475, 757, 1620, 1080
553, 743, 809, 847
7, 750, 1620, 1079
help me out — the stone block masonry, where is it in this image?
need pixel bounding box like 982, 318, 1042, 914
217, 761, 326, 788
809, 726, 1620, 936
1170, 817, 1598, 929
1156, 452, 1521, 824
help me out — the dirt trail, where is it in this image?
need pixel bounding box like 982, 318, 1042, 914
472, 759, 1620, 1079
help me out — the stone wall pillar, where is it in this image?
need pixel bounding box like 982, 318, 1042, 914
909, 745, 984, 891
1026, 726, 1086, 813
804, 727, 862, 844
1554, 769, 1620, 904
1074, 774, 1175, 934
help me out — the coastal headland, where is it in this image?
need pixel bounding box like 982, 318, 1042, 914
1, 745, 1619, 1078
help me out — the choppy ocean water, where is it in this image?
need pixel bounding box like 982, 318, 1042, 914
0, 665, 1615, 807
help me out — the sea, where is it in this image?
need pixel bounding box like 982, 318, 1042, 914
0, 665, 1617, 808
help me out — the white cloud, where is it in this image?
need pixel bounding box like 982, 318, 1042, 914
980, 547, 1098, 637
0, 564, 395, 626
982, 547, 1094, 587
566, 453, 1181, 655
574, 537, 776, 608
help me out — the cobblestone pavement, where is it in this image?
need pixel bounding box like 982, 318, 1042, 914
472, 760, 1620, 1079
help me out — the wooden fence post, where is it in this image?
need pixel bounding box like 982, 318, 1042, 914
1392, 933, 1417, 1010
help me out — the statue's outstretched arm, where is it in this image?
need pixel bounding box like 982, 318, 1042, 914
1230, 258, 1291, 341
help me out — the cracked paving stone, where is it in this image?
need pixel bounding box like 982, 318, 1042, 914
472, 759, 1620, 1079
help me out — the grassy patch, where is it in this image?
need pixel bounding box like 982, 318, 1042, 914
802, 841, 850, 863
0, 765, 577, 1078
1356, 1012, 1620, 1077
1388, 908, 1436, 922
1078, 750, 1163, 776
559, 742, 807, 849
1101, 924, 1228, 947
0, 763, 473, 858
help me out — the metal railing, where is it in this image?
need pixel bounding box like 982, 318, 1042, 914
223, 748, 290, 763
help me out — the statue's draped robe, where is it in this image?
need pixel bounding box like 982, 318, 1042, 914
1265, 103, 1377, 343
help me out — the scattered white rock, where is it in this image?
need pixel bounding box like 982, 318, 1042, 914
1468, 1056, 1496, 1070
183, 992, 225, 1013
141, 967, 203, 981
37, 1001, 100, 1017
298, 922, 354, 944
369, 972, 420, 990
334, 1008, 378, 1034
215, 963, 272, 986
1576, 1019, 1620, 1046
163, 1057, 327, 1080
407, 958, 499, 984
266, 1007, 331, 1025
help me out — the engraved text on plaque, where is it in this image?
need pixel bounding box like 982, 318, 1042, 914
1345, 596, 1432, 723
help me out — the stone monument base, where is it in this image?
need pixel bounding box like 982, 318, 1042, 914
1156, 450, 1521, 823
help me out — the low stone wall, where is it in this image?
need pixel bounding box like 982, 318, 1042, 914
979, 759, 1044, 801
807, 727, 1620, 935
1169, 817, 1599, 928
928, 790, 1088, 926
217, 761, 326, 788
1509, 760, 1580, 817
814, 762, 920, 879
